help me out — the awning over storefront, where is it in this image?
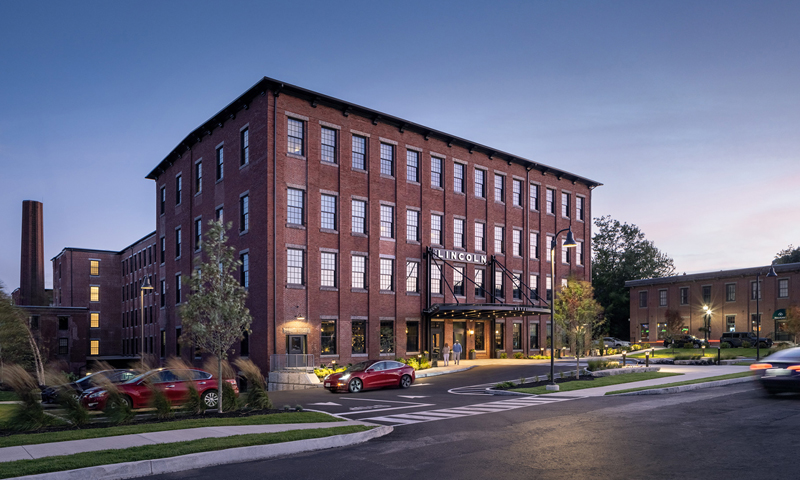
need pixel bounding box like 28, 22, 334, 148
774, 309, 787, 320
425, 303, 550, 320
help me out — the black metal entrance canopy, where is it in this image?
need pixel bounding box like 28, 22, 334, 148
425, 303, 550, 320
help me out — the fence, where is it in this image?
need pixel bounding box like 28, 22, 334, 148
269, 354, 316, 372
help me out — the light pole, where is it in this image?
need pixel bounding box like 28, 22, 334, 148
702, 305, 711, 342
140, 276, 153, 362
755, 265, 777, 361
547, 227, 577, 392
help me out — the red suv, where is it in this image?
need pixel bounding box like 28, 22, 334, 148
80, 368, 237, 410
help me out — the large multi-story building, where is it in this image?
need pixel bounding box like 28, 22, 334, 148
626, 262, 800, 344
146, 77, 601, 372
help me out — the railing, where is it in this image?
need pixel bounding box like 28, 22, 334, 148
270, 354, 316, 372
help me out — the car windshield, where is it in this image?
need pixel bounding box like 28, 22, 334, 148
123, 372, 151, 384
764, 348, 800, 362
345, 361, 372, 373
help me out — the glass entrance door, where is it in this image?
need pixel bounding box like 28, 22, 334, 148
431, 321, 444, 359
453, 321, 466, 349
287, 335, 307, 354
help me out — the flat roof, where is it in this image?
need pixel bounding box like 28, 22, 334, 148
146, 76, 603, 190
625, 262, 800, 288
51, 231, 157, 261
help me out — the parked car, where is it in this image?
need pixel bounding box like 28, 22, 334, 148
663, 334, 709, 348
603, 337, 631, 348
720, 332, 773, 348
41, 369, 137, 404
750, 347, 800, 394
80, 368, 237, 410
324, 360, 415, 393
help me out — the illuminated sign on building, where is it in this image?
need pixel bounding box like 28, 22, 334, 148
432, 248, 487, 265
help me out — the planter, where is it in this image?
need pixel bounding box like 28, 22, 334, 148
431, 359, 439, 368
469, 351, 476, 360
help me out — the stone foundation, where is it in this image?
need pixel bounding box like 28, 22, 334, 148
268, 371, 323, 391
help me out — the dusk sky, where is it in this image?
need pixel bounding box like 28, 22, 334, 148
1, 1, 799, 290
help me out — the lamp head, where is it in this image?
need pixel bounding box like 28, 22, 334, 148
767, 265, 778, 277
563, 230, 577, 248
141, 276, 153, 290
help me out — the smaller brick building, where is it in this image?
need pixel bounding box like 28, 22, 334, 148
626, 262, 800, 344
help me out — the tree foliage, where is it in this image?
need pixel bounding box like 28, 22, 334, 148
774, 245, 800, 265
782, 306, 800, 343
180, 220, 252, 413
592, 216, 676, 339
664, 309, 684, 341
0, 283, 45, 383
553, 277, 604, 376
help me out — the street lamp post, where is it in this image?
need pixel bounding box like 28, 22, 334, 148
547, 227, 577, 392
702, 305, 711, 342
140, 276, 153, 362
755, 265, 777, 361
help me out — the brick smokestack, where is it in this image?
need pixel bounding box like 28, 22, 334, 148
19, 200, 46, 306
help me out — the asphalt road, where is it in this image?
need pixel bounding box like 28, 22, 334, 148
147, 366, 800, 480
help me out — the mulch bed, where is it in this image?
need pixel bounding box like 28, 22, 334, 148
494, 375, 596, 390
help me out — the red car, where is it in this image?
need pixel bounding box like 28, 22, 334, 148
80, 368, 237, 410
324, 360, 415, 393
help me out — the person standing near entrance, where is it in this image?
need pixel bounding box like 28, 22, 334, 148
442, 343, 450, 366
452, 340, 462, 365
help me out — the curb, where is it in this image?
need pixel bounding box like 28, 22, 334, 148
14, 425, 393, 480
612, 376, 756, 396
416, 365, 475, 378
591, 366, 660, 377
484, 388, 530, 396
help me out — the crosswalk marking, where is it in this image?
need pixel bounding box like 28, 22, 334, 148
361, 394, 582, 427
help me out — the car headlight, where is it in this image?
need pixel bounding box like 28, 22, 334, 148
340, 374, 351, 381
88, 390, 106, 398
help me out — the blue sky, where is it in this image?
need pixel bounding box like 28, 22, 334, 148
1, 1, 799, 290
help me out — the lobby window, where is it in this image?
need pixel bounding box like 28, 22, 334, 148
561, 192, 570, 218
453, 266, 465, 296
779, 279, 789, 298
512, 230, 522, 257
512, 323, 522, 349
475, 222, 485, 251
512, 273, 522, 300
287, 188, 304, 225
380, 258, 394, 291
176, 175, 182, 205
380, 143, 394, 176
546, 235, 553, 262
90, 340, 99, 356
194, 218, 202, 251
474, 322, 485, 350
287, 118, 304, 155
530, 233, 539, 260
494, 270, 504, 299
90, 260, 99, 276
407, 209, 419, 242
529, 184, 539, 211
431, 214, 442, 245
160, 186, 166, 215
321, 194, 337, 230
352, 320, 366, 354
406, 321, 420, 352
751, 280, 761, 300
680, 287, 689, 305
726, 315, 736, 332
287, 249, 304, 285
431, 156, 443, 188
380, 321, 394, 354
494, 226, 504, 254
406, 261, 419, 293
58, 338, 68, 355
321, 320, 337, 355
380, 205, 394, 239
454, 218, 465, 249
576, 196, 585, 221
659, 289, 667, 307
494, 174, 504, 203
495, 324, 504, 350
530, 274, 539, 300
474, 169, 486, 198
702, 285, 711, 304
726, 283, 736, 302
195, 161, 202, 193
240, 253, 249, 289
321, 252, 336, 287
352, 255, 367, 290
474, 269, 485, 297
216, 146, 224, 181
240, 195, 249, 232
160, 279, 165, 307
529, 323, 539, 349
321, 127, 337, 163
240, 128, 249, 166
160, 236, 165, 264
352, 135, 366, 170
406, 150, 419, 182
639, 291, 648, 308
90, 286, 100, 302
175, 274, 181, 304
657, 322, 667, 340
512, 179, 522, 207
352, 199, 367, 234
454, 163, 464, 193
90, 312, 99, 328
430, 264, 442, 295
175, 227, 181, 258
546, 188, 555, 214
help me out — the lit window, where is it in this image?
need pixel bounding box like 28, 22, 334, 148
90, 313, 99, 328
90, 260, 99, 276
90, 340, 99, 356
321, 320, 337, 355
90, 286, 100, 302
288, 118, 304, 155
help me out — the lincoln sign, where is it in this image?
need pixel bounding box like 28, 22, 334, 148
432, 248, 488, 265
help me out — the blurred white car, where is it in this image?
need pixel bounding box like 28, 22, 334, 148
603, 337, 631, 348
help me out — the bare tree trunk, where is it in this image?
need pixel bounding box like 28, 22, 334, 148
217, 356, 223, 414
26, 328, 44, 385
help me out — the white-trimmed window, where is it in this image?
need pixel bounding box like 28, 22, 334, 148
380, 258, 394, 291
287, 249, 304, 285
512, 179, 522, 206
288, 118, 304, 155
352, 135, 366, 170
431, 156, 443, 188
407, 210, 419, 242
530, 184, 539, 211
352, 199, 366, 234
321, 252, 336, 287
407, 150, 419, 182
406, 261, 419, 293
321, 194, 337, 230
494, 226, 504, 254
321, 127, 337, 163
352, 255, 367, 289
530, 233, 539, 260
454, 163, 465, 193
475, 222, 485, 251
431, 214, 443, 245
287, 188, 304, 225
380, 205, 394, 238
494, 174, 504, 203
454, 218, 465, 249
474, 169, 486, 198
380, 143, 394, 176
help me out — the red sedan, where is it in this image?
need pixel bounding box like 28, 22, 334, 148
324, 360, 415, 393
80, 368, 237, 410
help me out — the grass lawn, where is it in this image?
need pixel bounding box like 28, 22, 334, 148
0, 392, 18, 402
0, 424, 372, 479
629, 347, 771, 360
0, 406, 14, 423
605, 371, 753, 395
0, 411, 340, 448
510, 372, 683, 395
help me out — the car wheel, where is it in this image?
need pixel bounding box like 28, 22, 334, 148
202, 389, 219, 408
400, 375, 412, 389
348, 378, 363, 393
123, 395, 133, 409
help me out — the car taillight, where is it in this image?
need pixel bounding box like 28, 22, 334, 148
787, 366, 800, 371
750, 363, 773, 370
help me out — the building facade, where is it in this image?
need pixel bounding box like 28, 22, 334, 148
146, 77, 601, 372
626, 262, 800, 344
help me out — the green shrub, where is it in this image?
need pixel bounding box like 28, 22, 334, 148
499, 353, 508, 359
3, 365, 51, 431
295, 404, 303, 411
720, 342, 731, 349
234, 358, 271, 411
104, 390, 134, 425
674, 354, 703, 360
283, 404, 292, 411
742, 341, 752, 348
630, 344, 642, 351
418, 357, 431, 370
587, 359, 621, 372
528, 354, 549, 359
58, 390, 89, 427
495, 381, 515, 389
313, 366, 346, 380
642, 343, 651, 349
183, 384, 205, 414
513, 352, 525, 359
222, 381, 239, 412
151, 388, 174, 420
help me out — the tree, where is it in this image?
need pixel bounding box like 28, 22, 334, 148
592, 216, 676, 339
663, 309, 684, 345
782, 306, 800, 343
0, 283, 45, 384
180, 220, 252, 413
774, 245, 800, 265
553, 277, 604, 377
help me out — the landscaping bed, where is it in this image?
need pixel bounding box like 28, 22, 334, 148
500, 372, 683, 395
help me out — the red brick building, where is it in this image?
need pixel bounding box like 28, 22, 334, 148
626, 263, 800, 344
146, 77, 601, 371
